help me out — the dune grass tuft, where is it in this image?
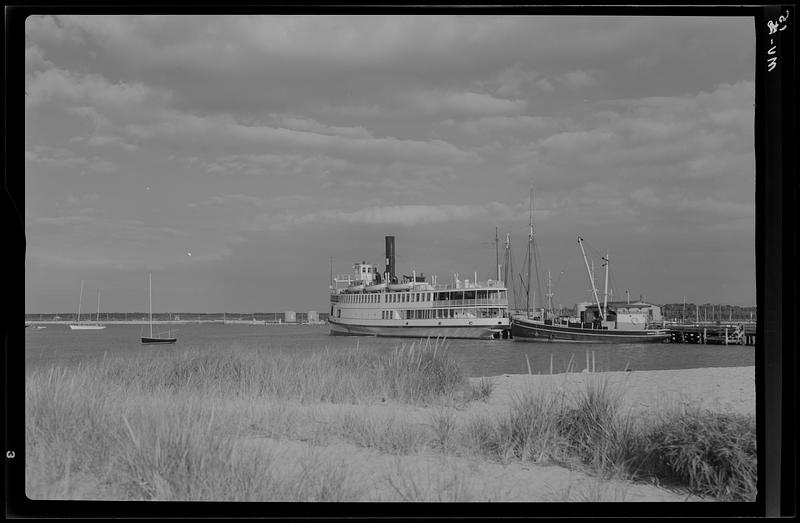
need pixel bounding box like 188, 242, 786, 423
628, 408, 757, 501
461, 374, 757, 501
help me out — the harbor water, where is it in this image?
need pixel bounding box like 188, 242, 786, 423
25, 323, 755, 377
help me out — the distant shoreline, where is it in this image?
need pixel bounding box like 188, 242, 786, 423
26, 320, 329, 325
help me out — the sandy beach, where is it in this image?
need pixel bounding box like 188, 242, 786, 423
236, 366, 755, 502
469, 366, 756, 419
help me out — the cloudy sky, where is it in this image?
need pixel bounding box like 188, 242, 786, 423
24, 14, 756, 314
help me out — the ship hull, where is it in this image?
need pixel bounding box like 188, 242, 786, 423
328, 318, 507, 340
68, 324, 106, 330
512, 317, 670, 343
140, 337, 177, 344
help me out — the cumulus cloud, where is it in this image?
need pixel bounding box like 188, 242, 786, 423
25, 45, 54, 72
630, 187, 753, 219
405, 90, 527, 117
447, 115, 571, 137
25, 145, 118, 174
125, 110, 478, 165
267, 115, 373, 139
25, 66, 166, 110
558, 70, 597, 89
187, 194, 267, 210
65, 191, 100, 206
536, 81, 754, 179
261, 202, 518, 230
197, 153, 350, 177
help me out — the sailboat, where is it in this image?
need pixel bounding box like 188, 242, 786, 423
141, 272, 177, 344
69, 281, 106, 330
511, 188, 670, 343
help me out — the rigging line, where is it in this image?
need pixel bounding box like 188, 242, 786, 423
580, 237, 605, 261
553, 257, 577, 289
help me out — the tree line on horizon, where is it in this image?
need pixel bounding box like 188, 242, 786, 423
659, 303, 756, 323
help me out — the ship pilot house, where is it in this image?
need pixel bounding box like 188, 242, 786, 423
578, 301, 663, 329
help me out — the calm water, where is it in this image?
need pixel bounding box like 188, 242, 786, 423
24, 323, 755, 377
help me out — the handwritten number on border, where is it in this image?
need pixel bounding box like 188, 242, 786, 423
766, 10, 790, 72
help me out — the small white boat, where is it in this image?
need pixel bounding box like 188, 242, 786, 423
69, 281, 106, 330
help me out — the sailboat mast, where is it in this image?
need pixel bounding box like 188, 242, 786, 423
546, 270, 553, 317
149, 272, 153, 338
526, 185, 533, 317
77, 280, 84, 322
495, 226, 500, 281
602, 251, 609, 319
504, 233, 512, 308
683, 296, 687, 324
578, 236, 603, 318
96, 290, 101, 323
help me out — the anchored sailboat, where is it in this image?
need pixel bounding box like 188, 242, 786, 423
141, 272, 177, 344
68, 281, 106, 330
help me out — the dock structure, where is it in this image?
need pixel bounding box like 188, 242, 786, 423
667, 323, 756, 345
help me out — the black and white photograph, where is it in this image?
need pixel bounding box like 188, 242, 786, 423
11, 5, 795, 516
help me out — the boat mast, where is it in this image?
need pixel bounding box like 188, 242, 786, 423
526, 185, 533, 317
546, 270, 553, 318
602, 251, 609, 320
578, 236, 603, 319
77, 280, 84, 323
149, 272, 153, 338
503, 232, 512, 309
96, 290, 101, 323
683, 296, 686, 324
495, 226, 500, 281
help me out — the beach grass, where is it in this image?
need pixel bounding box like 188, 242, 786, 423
25, 343, 756, 501
626, 407, 757, 501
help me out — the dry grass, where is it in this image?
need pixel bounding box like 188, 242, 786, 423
458, 373, 756, 501
25, 344, 755, 501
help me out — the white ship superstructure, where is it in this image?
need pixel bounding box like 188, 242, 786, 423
329, 236, 510, 339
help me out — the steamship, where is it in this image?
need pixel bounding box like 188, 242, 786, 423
329, 236, 511, 339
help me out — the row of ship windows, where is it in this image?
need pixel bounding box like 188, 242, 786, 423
339, 290, 507, 304
376, 308, 505, 319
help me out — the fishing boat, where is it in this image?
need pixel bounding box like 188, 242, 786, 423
328, 236, 510, 339
141, 272, 177, 344
510, 188, 670, 343
511, 238, 671, 342
68, 281, 106, 330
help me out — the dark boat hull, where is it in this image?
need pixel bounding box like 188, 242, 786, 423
512, 317, 670, 343
140, 337, 177, 344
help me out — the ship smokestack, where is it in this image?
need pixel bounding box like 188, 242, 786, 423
385, 236, 396, 283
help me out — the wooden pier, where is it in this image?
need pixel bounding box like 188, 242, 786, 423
667, 323, 756, 345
